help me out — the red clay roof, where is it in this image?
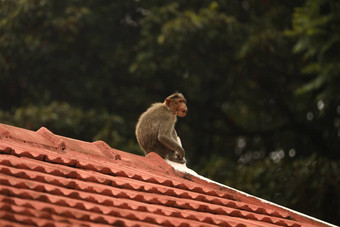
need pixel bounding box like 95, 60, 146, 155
0, 123, 334, 227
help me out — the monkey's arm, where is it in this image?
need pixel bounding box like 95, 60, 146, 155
158, 134, 184, 152
158, 126, 185, 158
158, 134, 185, 160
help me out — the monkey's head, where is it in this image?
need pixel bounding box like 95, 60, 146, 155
164, 92, 188, 118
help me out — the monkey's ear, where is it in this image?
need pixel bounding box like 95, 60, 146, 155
165, 98, 171, 107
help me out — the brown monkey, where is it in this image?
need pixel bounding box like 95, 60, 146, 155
135, 92, 188, 163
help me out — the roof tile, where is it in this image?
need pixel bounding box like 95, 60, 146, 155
0, 123, 334, 227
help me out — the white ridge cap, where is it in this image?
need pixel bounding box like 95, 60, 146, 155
166, 159, 337, 227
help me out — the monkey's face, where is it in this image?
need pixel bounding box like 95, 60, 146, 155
172, 98, 188, 118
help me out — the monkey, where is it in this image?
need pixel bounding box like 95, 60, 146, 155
135, 92, 188, 164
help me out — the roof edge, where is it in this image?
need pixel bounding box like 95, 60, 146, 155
167, 160, 337, 227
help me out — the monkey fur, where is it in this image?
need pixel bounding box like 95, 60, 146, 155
135, 93, 187, 164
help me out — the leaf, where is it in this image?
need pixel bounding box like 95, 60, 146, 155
295, 74, 326, 94
301, 63, 320, 74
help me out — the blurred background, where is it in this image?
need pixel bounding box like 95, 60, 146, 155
1, 0, 339, 225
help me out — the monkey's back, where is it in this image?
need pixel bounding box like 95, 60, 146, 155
135, 103, 176, 158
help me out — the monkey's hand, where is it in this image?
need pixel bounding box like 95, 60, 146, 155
175, 136, 186, 163
176, 151, 184, 160
176, 156, 186, 164
167, 151, 186, 164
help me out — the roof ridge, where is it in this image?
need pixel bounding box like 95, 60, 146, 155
36, 127, 66, 150
0, 124, 122, 160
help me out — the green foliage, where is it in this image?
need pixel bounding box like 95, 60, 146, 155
0, 102, 140, 153
0, 0, 339, 225
287, 0, 340, 97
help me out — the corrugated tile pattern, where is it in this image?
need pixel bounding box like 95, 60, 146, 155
0, 124, 327, 226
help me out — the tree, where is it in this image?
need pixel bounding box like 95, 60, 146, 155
0, 0, 339, 224
287, 0, 340, 156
